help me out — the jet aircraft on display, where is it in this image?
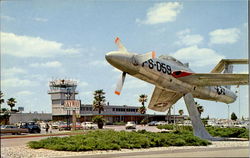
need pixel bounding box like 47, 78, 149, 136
105, 37, 249, 139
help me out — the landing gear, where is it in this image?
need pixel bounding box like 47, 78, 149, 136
184, 93, 213, 140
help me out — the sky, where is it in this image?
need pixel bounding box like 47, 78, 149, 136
1, 0, 248, 119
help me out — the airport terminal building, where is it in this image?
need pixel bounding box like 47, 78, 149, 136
48, 79, 185, 123
48, 79, 147, 123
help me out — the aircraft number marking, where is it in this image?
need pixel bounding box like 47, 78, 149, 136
215, 86, 226, 95
142, 59, 172, 75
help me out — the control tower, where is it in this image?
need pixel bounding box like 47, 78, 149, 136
48, 79, 79, 118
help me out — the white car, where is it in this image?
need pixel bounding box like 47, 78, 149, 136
125, 121, 136, 129
155, 121, 167, 125
81, 122, 98, 130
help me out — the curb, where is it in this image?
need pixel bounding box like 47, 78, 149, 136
0, 132, 85, 139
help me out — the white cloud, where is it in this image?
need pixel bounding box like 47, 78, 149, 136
138, 2, 183, 25
78, 81, 89, 87
1, 15, 15, 21
177, 29, 190, 36
181, 35, 203, 46
176, 29, 203, 46
16, 91, 33, 96
30, 61, 62, 68
33, 18, 48, 22
2, 67, 27, 77
89, 60, 108, 67
124, 76, 149, 89
171, 45, 225, 67
1, 32, 79, 58
1, 78, 37, 87
209, 28, 240, 44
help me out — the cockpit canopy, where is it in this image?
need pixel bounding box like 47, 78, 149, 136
159, 55, 186, 66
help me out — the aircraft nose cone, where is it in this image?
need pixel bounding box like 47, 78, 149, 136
105, 51, 137, 73
105, 52, 115, 63
105, 51, 123, 65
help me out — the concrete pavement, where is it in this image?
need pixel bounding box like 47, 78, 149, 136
56, 147, 249, 158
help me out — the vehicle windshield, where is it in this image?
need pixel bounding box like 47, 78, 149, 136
127, 121, 135, 124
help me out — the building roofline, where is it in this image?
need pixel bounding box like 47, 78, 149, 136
81, 104, 140, 108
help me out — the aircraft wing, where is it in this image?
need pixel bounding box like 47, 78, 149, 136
173, 72, 249, 86
148, 87, 182, 112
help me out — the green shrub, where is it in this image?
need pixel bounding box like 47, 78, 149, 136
28, 141, 43, 149
207, 127, 249, 138
113, 122, 126, 125
171, 138, 186, 146
157, 124, 174, 130
157, 124, 249, 139
28, 130, 211, 151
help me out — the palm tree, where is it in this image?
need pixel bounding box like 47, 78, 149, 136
0, 108, 10, 124
138, 94, 147, 114
0, 91, 4, 105
7, 98, 17, 111
92, 89, 106, 129
178, 109, 184, 116
93, 89, 105, 114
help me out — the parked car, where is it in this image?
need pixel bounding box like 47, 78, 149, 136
147, 121, 158, 126
125, 121, 136, 129
39, 122, 47, 129
81, 122, 98, 130
58, 123, 71, 131
155, 121, 167, 126
19, 122, 41, 133
51, 122, 60, 129
70, 122, 83, 130
1, 125, 29, 135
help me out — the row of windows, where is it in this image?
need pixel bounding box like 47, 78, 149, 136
112, 108, 138, 112
81, 107, 93, 111
80, 107, 138, 112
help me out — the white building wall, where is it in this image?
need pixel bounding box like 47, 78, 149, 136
9, 113, 52, 124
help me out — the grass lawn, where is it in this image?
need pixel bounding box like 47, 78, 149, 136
28, 130, 211, 151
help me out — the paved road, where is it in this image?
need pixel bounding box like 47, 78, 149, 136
1, 135, 58, 147
57, 147, 249, 158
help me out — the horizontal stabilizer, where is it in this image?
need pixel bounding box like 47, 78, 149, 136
211, 59, 248, 73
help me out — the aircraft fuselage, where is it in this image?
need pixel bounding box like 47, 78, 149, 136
106, 51, 237, 104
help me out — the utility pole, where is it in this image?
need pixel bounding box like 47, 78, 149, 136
227, 104, 230, 127
238, 86, 241, 120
